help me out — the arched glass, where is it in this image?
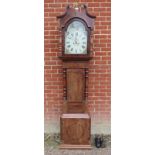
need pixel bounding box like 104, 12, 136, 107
65, 21, 87, 54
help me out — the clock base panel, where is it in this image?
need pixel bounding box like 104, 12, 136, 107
60, 113, 91, 147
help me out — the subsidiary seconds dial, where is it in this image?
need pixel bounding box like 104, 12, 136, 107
65, 21, 88, 54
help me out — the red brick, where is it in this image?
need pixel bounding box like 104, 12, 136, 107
44, 0, 111, 131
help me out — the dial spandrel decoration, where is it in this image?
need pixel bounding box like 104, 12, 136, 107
65, 21, 87, 54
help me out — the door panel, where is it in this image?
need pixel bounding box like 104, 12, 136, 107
67, 69, 85, 102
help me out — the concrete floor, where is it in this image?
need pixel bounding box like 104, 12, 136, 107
45, 147, 111, 155
44, 134, 111, 155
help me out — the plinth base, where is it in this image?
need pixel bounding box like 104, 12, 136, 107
60, 113, 91, 147
59, 144, 92, 149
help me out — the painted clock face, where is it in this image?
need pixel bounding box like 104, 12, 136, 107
65, 21, 88, 54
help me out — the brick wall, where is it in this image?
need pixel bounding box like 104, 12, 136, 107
44, 0, 111, 134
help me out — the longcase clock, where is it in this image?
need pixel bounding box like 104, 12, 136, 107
57, 4, 96, 149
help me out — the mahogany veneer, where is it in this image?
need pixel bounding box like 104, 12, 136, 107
60, 113, 92, 149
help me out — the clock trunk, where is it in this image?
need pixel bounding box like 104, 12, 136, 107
67, 69, 85, 102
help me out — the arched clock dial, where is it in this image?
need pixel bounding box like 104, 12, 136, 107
65, 21, 88, 54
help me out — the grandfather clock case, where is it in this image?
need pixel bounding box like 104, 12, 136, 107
57, 5, 96, 149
